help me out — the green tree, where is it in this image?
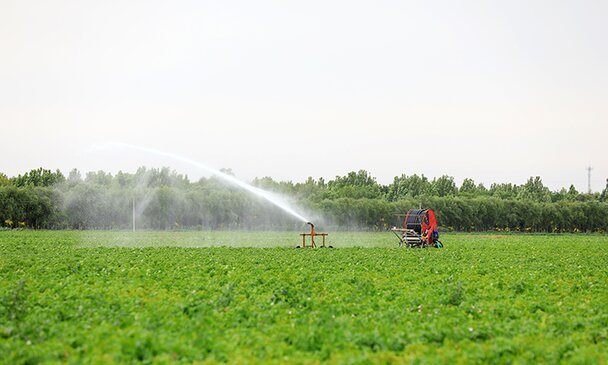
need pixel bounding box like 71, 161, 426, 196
67, 169, 82, 186
85, 171, 113, 186
386, 174, 431, 201
327, 170, 383, 199
489, 183, 519, 199
12, 168, 65, 187
600, 179, 608, 202
517, 176, 551, 202
0, 172, 10, 186
431, 175, 457, 197
459, 178, 477, 195
292, 177, 322, 199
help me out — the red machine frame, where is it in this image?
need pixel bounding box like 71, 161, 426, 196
391, 208, 442, 248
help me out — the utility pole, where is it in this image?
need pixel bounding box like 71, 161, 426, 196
587, 166, 593, 194
132, 197, 136, 232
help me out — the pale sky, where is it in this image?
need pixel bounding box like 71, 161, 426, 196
1, 0, 607, 191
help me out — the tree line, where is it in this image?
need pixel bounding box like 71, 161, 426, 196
1, 167, 607, 232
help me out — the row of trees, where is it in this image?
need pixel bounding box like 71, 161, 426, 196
1, 168, 607, 231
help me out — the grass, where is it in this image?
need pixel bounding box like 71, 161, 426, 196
1, 230, 607, 364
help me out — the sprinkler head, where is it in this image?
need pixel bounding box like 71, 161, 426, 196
306, 222, 314, 228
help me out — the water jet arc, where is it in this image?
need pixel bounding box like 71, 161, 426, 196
108, 142, 310, 223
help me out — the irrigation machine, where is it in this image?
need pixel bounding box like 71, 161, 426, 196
391, 209, 443, 248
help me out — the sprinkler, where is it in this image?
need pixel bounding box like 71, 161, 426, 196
298, 222, 331, 248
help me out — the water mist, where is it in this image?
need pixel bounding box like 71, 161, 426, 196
99, 142, 311, 223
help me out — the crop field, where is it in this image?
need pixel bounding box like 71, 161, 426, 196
1, 231, 607, 364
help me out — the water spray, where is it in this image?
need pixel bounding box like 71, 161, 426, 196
97, 142, 310, 223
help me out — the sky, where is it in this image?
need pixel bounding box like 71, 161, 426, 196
1, 0, 607, 192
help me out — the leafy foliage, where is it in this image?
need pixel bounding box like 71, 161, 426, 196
0, 231, 607, 363
10, 168, 65, 187
0, 168, 607, 231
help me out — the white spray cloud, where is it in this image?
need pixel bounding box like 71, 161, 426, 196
95, 142, 310, 223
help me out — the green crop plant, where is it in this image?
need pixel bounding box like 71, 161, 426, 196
1, 231, 607, 363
